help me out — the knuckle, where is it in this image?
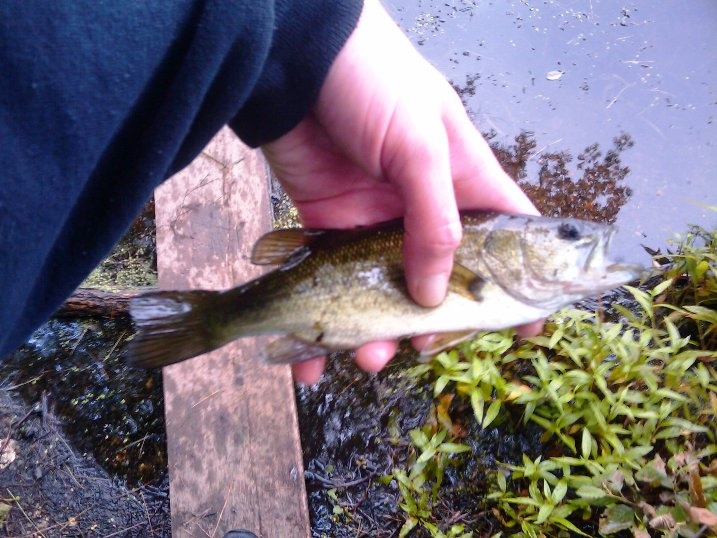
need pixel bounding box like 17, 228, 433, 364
424, 217, 463, 254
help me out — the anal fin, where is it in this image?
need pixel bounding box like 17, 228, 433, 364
418, 330, 478, 359
261, 336, 330, 364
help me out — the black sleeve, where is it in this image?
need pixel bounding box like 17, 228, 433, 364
0, 0, 363, 357
231, 1, 362, 146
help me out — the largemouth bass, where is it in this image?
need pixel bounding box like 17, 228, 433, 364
126, 211, 643, 368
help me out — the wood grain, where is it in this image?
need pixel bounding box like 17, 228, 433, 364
154, 127, 310, 537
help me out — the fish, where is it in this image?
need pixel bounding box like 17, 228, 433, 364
125, 211, 643, 368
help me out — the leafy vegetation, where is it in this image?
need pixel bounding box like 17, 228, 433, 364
393, 223, 717, 537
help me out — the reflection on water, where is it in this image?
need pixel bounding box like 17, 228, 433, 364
488, 129, 633, 223
387, 0, 717, 261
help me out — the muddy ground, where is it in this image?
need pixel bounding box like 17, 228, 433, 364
0, 387, 170, 537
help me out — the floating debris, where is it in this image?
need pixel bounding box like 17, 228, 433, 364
546, 69, 564, 81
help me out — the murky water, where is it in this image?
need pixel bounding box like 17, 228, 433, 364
1, 318, 166, 485
386, 0, 717, 263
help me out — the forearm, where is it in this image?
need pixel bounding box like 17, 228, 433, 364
0, 0, 363, 357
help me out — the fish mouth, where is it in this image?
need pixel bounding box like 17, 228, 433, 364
582, 227, 643, 288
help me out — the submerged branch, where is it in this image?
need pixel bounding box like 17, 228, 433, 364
54, 287, 156, 319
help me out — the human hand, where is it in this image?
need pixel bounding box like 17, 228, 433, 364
262, 0, 542, 384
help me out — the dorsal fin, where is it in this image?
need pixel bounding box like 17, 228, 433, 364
251, 219, 404, 267
251, 229, 324, 266
252, 211, 499, 266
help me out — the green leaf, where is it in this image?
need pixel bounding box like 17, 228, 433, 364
651, 278, 673, 296
394, 469, 411, 489
602, 322, 624, 343
625, 286, 653, 318
552, 517, 591, 536
416, 447, 437, 465
662, 417, 709, 434
581, 428, 593, 459
482, 400, 502, 428
684, 305, 717, 324
599, 504, 635, 535
501, 496, 542, 507
654, 427, 684, 440
471, 390, 484, 424
664, 318, 688, 351
399, 516, 419, 538
409, 429, 429, 448
535, 503, 554, 524
552, 479, 568, 504
438, 442, 470, 454
496, 471, 507, 493
653, 388, 689, 403
434, 375, 451, 397
548, 327, 564, 349
576, 485, 608, 499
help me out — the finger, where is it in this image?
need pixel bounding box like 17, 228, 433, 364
354, 340, 397, 372
291, 356, 327, 385
410, 333, 435, 352
382, 107, 462, 308
516, 319, 544, 337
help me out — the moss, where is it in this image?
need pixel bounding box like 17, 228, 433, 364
81, 200, 158, 290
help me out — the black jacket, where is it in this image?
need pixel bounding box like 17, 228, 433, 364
0, 0, 363, 356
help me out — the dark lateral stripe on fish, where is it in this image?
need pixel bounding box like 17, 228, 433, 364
126, 291, 222, 368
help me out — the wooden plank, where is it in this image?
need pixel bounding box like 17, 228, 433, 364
154, 127, 310, 538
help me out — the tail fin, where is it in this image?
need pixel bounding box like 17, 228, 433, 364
125, 290, 223, 368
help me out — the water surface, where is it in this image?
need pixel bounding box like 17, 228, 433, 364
387, 0, 716, 262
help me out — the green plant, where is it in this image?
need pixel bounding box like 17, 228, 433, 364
395, 224, 717, 537
393, 405, 473, 538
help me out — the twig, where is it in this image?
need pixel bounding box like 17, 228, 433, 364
306, 471, 371, 489
606, 76, 635, 109
0, 375, 44, 392
137, 487, 155, 537
69, 327, 89, 356
102, 522, 146, 537
40, 391, 49, 430
6, 489, 46, 538
8, 509, 90, 538
121, 434, 151, 451
103, 331, 127, 362
211, 484, 233, 538
191, 389, 223, 409
62, 463, 84, 490
1, 407, 35, 456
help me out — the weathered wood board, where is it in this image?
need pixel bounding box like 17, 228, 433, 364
154, 127, 310, 537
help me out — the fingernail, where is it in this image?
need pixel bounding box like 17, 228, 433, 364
413, 274, 448, 307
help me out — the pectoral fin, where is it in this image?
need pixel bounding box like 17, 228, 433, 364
262, 336, 330, 364
448, 263, 484, 301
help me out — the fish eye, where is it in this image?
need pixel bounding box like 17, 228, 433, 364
558, 223, 581, 241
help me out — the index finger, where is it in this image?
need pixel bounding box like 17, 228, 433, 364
382, 105, 463, 308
